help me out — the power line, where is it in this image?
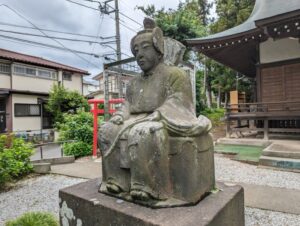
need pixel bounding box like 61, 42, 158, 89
65, 0, 99, 10
86, 12, 105, 68
0, 4, 100, 68
119, 0, 145, 19
0, 34, 114, 57
105, 3, 142, 27
0, 29, 116, 45
69, 0, 141, 28
0, 21, 115, 39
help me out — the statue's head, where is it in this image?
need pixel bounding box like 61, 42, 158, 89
131, 18, 164, 73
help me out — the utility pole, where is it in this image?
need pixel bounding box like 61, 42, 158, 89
99, 0, 123, 112
114, 0, 121, 62
99, 0, 121, 61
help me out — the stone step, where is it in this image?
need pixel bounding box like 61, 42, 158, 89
216, 138, 271, 147
259, 156, 300, 170
262, 143, 300, 159
33, 162, 51, 174
262, 150, 300, 159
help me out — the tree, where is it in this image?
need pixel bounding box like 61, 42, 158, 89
137, 0, 207, 44
46, 84, 89, 126
206, 0, 255, 107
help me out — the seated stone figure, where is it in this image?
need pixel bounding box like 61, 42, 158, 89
98, 18, 215, 208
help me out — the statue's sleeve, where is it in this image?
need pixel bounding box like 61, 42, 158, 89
157, 68, 211, 136
113, 100, 130, 120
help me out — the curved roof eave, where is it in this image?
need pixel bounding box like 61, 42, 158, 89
186, 0, 300, 45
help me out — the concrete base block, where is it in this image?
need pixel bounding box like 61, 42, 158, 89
31, 156, 75, 165
59, 179, 245, 226
259, 156, 300, 170
33, 162, 51, 173
217, 138, 271, 147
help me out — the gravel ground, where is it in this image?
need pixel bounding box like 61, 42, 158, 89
1, 154, 300, 226
0, 175, 86, 225
215, 154, 300, 190
245, 207, 300, 226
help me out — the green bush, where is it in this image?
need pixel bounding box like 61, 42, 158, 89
0, 134, 33, 188
5, 212, 58, 226
63, 141, 92, 157
58, 111, 102, 157
201, 108, 225, 127
46, 84, 89, 127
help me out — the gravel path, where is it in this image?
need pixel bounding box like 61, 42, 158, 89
215, 154, 300, 190
0, 175, 86, 225
1, 174, 300, 225
245, 208, 300, 226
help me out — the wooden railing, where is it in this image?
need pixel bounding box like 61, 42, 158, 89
224, 101, 300, 139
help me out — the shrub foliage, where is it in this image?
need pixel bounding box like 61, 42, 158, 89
58, 111, 98, 157
5, 212, 58, 226
46, 84, 89, 127
0, 134, 33, 188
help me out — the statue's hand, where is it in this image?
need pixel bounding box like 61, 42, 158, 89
110, 115, 123, 125
147, 111, 161, 121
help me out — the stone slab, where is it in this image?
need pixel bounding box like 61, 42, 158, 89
240, 183, 300, 215
51, 161, 101, 179
59, 179, 245, 226
262, 143, 300, 159
216, 138, 271, 147
33, 162, 51, 174
259, 156, 300, 170
31, 156, 75, 165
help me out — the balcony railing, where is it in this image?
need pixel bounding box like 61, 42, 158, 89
225, 101, 300, 139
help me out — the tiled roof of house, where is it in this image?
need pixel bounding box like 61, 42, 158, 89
0, 48, 89, 74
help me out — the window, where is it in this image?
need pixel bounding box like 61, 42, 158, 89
42, 104, 54, 129
0, 63, 10, 74
13, 65, 57, 79
63, 72, 72, 81
15, 104, 41, 117
38, 69, 50, 78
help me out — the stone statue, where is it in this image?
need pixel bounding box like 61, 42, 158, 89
98, 18, 215, 208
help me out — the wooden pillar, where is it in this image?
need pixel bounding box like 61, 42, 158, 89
226, 120, 231, 138
263, 119, 269, 140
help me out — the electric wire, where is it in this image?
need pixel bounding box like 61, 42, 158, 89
65, 0, 99, 10
0, 34, 115, 57
0, 22, 115, 39
0, 4, 101, 68
0, 29, 115, 44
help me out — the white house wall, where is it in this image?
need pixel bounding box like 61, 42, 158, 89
63, 73, 83, 94
12, 94, 43, 132
0, 73, 10, 89
260, 38, 300, 64
12, 74, 57, 93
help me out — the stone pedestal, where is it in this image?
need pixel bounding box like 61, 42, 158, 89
59, 179, 245, 226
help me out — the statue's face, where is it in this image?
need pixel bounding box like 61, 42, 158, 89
133, 33, 161, 73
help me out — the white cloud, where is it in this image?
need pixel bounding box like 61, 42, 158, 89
0, 0, 181, 77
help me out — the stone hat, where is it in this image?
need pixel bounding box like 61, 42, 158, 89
130, 18, 164, 56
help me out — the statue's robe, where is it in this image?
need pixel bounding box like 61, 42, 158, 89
99, 63, 211, 200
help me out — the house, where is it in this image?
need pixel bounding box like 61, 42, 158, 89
91, 70, 134, 99
83, 79, 99, 97
0, 48, 89, 138
186, 0, 300, 139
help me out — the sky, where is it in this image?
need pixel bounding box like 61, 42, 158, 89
0, 0, 182, 80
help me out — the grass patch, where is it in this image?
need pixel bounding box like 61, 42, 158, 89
5, 212, 58, 226
215, 144, 263, 163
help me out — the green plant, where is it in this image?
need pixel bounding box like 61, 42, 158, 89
46, 84, 89, 127
5, 212, 58, 226
0, 134, 33, 188
201, 108, 225, 127
58, 111, 102, 157
63, 141, 92, 157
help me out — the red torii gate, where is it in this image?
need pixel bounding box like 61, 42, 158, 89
88, 98, 124, 158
